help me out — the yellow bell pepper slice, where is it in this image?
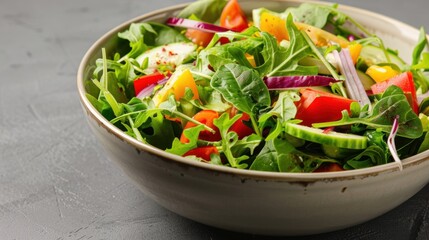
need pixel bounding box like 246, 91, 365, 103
365, 65, 399, 83
347, 43, 362, 64
259, 11, 349, 48
153, 69, 199, 106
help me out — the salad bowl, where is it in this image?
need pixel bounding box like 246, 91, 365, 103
77, 0, 429, 235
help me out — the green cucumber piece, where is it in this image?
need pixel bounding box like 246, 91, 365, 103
322, 144, 361, 159
356, 70, 375, 90
360, 45, 406, 69
284, 123, 367, 149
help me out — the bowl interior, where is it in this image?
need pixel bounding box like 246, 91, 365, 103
77, 0, 426, 180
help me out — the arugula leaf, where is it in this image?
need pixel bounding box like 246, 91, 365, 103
118, 23, 156, 43
412, 27, 429, 66
258, 91, 300, 140
262, 15, 318, 77
211, 63, 271, 136
261, 91, 299, 122
198, 37, 263, 74
214, 113, 249, 168
143, 22, 189, 47
313, 85, 423, 139
413, 53, 429, 70
166, 125, 205, 155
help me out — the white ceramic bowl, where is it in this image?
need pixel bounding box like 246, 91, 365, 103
77, 0, 429, 235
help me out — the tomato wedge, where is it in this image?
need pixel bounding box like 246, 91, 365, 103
314, 163, 344, 172
185, 29, 214, 47
180, 110, 221, 143
295, 88, 356, 126
371, 71, 418, 114
183, 146, 219, 161
220, 0, 248, 32
133, 72, 165, 96
229, 108, 254, 139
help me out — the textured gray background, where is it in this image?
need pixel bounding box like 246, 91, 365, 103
1, 0, 429, 239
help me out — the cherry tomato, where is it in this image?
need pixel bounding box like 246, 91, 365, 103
180, 110, 221, 143
220, 0, 248, 32
229, 108, 254, 139
314, 163, 344, 172
133, 72, 165, 96
185, 29, 214, 47
371, 71, 418, 114
295, 88, 356, 127
183, 146, 219, 161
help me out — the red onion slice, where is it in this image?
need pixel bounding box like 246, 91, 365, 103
264, 75, 339, 90
166, 17, 230, 33
388, 115, 402, 171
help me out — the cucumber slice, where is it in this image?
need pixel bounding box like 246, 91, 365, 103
284, 123, 367, 149
356, 70, 375, 90
136, 42, 197, 70
360, 45, 406, 69
322, 144, 361, 159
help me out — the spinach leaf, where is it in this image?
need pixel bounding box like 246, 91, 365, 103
314, 85, 423, 139
211, 63, 271, 136
249, 140, 280, 172
418, 131, 429, 153
343, 145, 387, 170
250, 138, 337, 172
177, 0, 227, 23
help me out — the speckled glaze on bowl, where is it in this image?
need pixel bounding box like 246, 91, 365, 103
77, 0, 429, 235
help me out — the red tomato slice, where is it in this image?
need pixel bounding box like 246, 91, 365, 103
220, 0, 248, 32
229, 108, 254, 139
180, 110, 221, 143
295, 88, 356, 126
314, 163, 344, 172
183, 146, 219, 161
133, 72, 165, 96
371, 71, 418, 114
185, 29, 214, 47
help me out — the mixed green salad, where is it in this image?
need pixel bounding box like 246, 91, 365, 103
85, 0, 429, 172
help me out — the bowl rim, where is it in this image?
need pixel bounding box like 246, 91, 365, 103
77, 0, 429, 181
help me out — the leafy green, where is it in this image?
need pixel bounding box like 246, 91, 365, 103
313, 85, 423, 139
250, 138, 337, 172
412, 27, 429, 66
285, 3, 332, 28
249, 140, 280, 172
166, 125, 205, 155
211, 63, 270, 136
261, 15, 318, 77
343, 145, 387, 170
198, 37, 263, 74
418, 131, 429, 154
214, 113, 249, 168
